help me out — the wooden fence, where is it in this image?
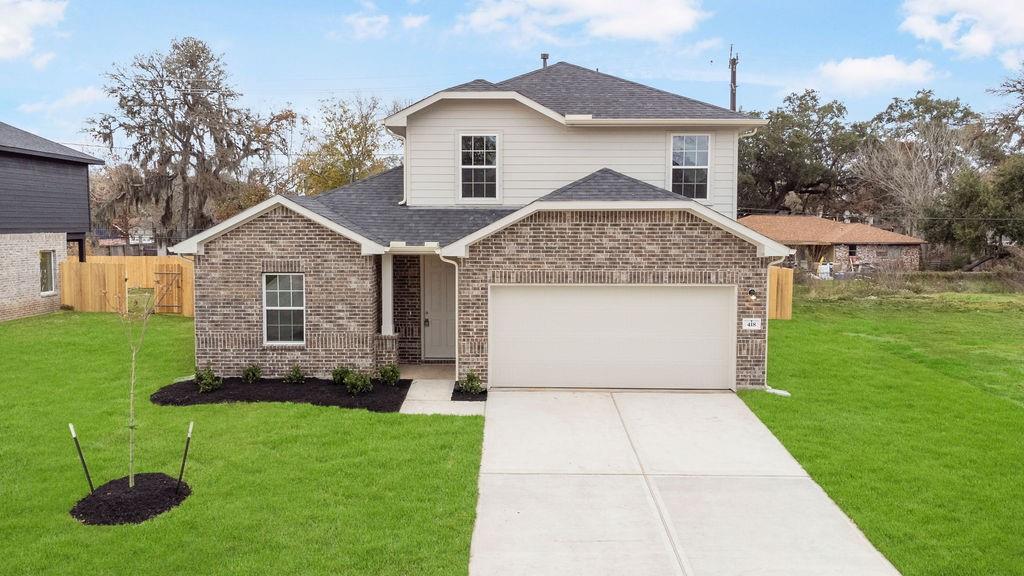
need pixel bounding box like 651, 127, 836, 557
60, 255, 195, 317
768, 266, 794, 320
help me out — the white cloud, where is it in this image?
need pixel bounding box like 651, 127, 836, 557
402, 14, 429, 29
1000, 48, 1024, 71
456, 0, 708, 43
900, 0, 1024, 69
30, 50, 54, 69
817, 55, 936, 97
0, 0, 66, 60
18, 85, 105, 114
344, 12, 390, 39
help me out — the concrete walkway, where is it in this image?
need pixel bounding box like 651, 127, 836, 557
399, 379, 485, 415
470, 390, 900, 576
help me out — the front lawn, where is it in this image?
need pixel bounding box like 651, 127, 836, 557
0, 312, 483, 576
742, 293, 1024, 576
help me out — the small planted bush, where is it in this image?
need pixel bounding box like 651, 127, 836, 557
344, 370, 373, 395
242, 363, 262, 384
195, 367, 223, 393
283, 365, 305, 385
331, 366, 352, 386
457, 370, 485, 395
377, 363, 401, 387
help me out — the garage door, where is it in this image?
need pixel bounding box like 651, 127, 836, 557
489, 285, 736, 389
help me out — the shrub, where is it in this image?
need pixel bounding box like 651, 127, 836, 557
242, 363, 262, 384
344, 370, 373, 395
377, 363, 401, 386
195, 367, 223, 393
283, 365, 305, 385
457, 370, 485, 395
331, 366, 352, 386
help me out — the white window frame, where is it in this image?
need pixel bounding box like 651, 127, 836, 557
456, 132, 501, 204
40, 250, 56, 296
667, 133, 712, 201
262, 272, 306, 346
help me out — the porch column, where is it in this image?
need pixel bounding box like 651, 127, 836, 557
381, 253, 394, 336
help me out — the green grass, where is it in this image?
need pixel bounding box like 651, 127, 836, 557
742, 293, 1024, 576
0, 312, 483, 576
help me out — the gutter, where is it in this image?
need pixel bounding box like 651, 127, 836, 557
437, 252, 461, 383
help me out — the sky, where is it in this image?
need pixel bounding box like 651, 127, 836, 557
2, 0, 1023, 158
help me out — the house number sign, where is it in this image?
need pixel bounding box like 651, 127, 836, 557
742, 318, 762, 330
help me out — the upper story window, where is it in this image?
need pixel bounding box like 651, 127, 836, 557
264, 273, 304, 345
40, 251, 55, 295
460, 135, 498, 199
671, 135, 709, 199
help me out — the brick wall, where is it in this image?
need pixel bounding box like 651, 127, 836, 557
456, 210, 772, 388
834, 244, 921, 272
0, 232, 66, 322
194, 207, 392, 378
393, 255, 422, 363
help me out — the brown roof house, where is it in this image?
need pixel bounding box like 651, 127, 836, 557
739, 215, 925, 272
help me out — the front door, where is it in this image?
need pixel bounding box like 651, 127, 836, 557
421, 256, 456, 359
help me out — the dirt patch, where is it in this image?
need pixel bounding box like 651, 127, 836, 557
70, 472, 190, 525
451, 389, 487, 402
151, 377, 413, 412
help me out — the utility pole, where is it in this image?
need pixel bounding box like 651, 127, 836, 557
729, 45, 739, 112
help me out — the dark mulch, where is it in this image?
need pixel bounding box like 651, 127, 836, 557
151, 377, 413, 412
70, 472, 190, 525
451, 388, 487, 402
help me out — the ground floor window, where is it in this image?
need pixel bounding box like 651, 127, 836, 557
264, 273, 304, 344
40, 251, 55, 294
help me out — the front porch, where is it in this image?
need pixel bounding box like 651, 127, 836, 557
382, 254, 457, 366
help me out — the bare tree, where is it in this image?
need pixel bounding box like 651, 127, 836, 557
989, 66, 1024, 153
853, 122, 969, 236
87, 37, 296, 252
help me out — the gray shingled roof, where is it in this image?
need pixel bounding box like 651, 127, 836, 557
539, 168, 687, 202
0, 122, 103, 164
292, 167, 516, 246
293, 167, 689, 247
439, 61, 753, 121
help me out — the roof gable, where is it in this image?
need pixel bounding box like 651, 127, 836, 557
540, 168, 684, 202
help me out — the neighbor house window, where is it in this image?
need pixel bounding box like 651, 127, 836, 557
264, 274, 304, 344
671, 135, 709, 199
848, 245, 858, 256
40, 251, 55, 294
460, 134, 497, 199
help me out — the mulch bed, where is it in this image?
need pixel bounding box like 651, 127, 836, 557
151, 377, 413, 413
451, 389, 487, 402
70, 472, 190, 525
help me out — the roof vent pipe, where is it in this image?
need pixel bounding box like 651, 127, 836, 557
541, 53, 549, 68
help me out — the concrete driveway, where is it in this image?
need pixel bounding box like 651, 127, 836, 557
469, 390, 900, 576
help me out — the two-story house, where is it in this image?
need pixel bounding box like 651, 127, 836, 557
0, 122, 103, 322
172, 61, 791, 390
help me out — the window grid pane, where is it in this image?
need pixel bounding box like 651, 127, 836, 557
461, 134, 498, 199
40, 251, 54, 293
265, 274, 305, 343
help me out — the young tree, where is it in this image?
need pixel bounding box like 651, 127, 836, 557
87, 37, 296, 252
738, 90, 862, 212
291, 96, 402, 195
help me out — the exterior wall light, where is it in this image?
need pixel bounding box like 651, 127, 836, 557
748, 288, 758, 301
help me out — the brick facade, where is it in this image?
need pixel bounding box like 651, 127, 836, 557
393, 255, 422, 363
194, 207, 393, 378
455, 210, 772, 389
0, 232, 66, 322
833, 244, 921, 272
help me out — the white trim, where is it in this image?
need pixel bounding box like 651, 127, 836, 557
456, 132, 502, 205
261, 272, 306, 347
667, 132, 712, 200
383, 90, 768, 132
169, 195, 386, 256
440, 201, 793, 258
39, 249, 56, 295
381, 253, 394, 336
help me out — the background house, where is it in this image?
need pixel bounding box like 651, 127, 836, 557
739, 215, 925, 272
0, 122, 103, 322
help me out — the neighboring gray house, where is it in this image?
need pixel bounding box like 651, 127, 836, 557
172, 61, 791, 390
0, 122, 103, 322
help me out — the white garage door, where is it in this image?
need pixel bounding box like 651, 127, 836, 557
489, 285, 736, 389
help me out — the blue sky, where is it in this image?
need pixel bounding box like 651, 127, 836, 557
2, 0, 1023, 156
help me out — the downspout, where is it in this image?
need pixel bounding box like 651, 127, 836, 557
396, 134, 408, 205
437, 251, 460, 382
762, 255, 791, 397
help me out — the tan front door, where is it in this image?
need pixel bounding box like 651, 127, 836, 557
421, 256, 456, 359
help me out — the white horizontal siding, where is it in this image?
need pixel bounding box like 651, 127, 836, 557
404, 99, 739, 217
